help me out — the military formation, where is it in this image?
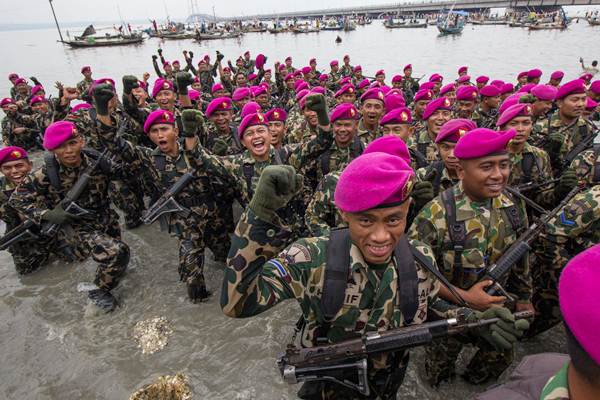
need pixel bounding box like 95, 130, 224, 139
1, 49, 600, 399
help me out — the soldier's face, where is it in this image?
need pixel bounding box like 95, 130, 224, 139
331, 65, 339, 73
156, 90, 176, 109
376, 75, 385, 83
132, 87, 148, 103
53, 136, 85, 168
558, 94, 586, 118
285, 60, 292, 67
392, 82, 402, 89
256, 94, 270, 107
302, 108, 318, 127
242, 125, 271, 160
404, 69, 411, 77
382, 124, 412, 142
164, 65, 173, 73
173, 63, 181, 71
268, 121, 286, 146
235, 98, 250, 109
285, 79, 294, 89
437, 142, 459, 171
264, 72, 272, 80
210, 110, 232, 130
361, 100, 384, 125
456, 100, 476, 118
333, 120, 357, 146
427, 110, 452, 135
339, 93, 356, 104
236, 74, 248, 87
483, 95, 501, 109
148, 124, 179, 155
0, 159, 32, 185
342, 201, 411, 264
503, 116, 532, 144
32, 102, 49, 113
2, 104, 17, 114
445, 91, 456, 104
414, 100, 429, 116
457, 155, 511, 201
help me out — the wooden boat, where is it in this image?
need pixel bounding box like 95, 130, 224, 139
161, 31, 195, 40
195, 31, 242, 41
587, 18, 600, 26
391, 22, 428, 28
268, 26, 287, 33
437, 9, 467, 35
528, 23, 567, 30
384, 19, 407, 28
291, 26, 319, 34
321, 20, 344, 31
63, 34, 144, 48
244, 26, 267, 33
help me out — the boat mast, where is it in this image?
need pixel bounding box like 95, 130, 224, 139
48, 0, 65, 42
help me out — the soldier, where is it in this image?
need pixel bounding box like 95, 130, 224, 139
1, 97, 40, 150
533, 79, 595, 175
410, 89, 433, 133
265, 108, 287, 150
547, 70, 564, 88
351, 65, 364, 87
456, 74, 471, 87
515, 71, 528, 92
429, 74, 443, 95
76, 66, 94, 103
7, 73, 20, 99
409, 128, 533, 385
455, 85, 480, 121
528, 185, 600, 336
333, 84, 357, 105
440, 83, 457, 105
10, 121, 130, 312
527, 68, 543, 85
326, 60, 341, 90
476, 76, 489, 90
409, 96, 453, 166
457, 66, 468, 78
339, 55, 353, 77
476, 85, 501, 128
391, 75, 403, 90
285, 92, 319, 145
402, 64, 420, 102
529, 85, 557, 122
308, 58, 321, 79
203, 97, 243, 155
221, 150, 528, 399
357, 88, 385, 144
374, 69, 386, 86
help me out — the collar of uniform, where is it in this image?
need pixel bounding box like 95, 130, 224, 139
440, 166, 457, 184
242, 147, 277, 165
454, 182, 515, 221
417, 128, 433, 143
357, 118, 377, 135
539, 361, 570, 400
349, 242, 394, 287
163, 143, 184, 162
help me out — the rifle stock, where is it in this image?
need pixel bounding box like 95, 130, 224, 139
0, 220, 39, 251
142, 172, 195, 224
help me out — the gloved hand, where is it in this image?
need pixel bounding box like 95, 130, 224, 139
188, 51, 194, 59
157, 48, 163, 55
249, 165, 303, 223
30, 76, 41, 86
555, 168, 578, 200
467, 306, 529, 351
545, 131, 565, 156
175, 72, 194, 95
304, 94, 330, 126
411, 180, 434, 210
92, 83, 115, 116
181, 109, 203, 137
42, 204, 78, 225
186, 273, 211, 303
122, 75, 139, 95
216, 51, 224, 62
212, 138, 229, 156
152, 54, 158, 62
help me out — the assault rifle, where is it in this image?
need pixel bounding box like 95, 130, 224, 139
278, 310, 533, 395
41, 149, 108, 237
561, 126, 598, 171
0, 219, 39, 251
516, 178, 560, 193
142, 172, 193, 226
480, 185, 582, 300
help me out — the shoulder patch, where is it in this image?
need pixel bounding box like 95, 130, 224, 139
282, 243, 312, 264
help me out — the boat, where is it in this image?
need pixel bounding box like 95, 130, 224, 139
587, 18, 600, 26
384, 19, 407, 28
437, 9, 468, 35
63, 34, 144, 48
343, 19, 356, 31
321, 19, 344, 31
160, 31, 196, 40
291, 25, 319, 34
244, 26, 267, 33
528, 23, 567, 30
387, 20, 427, 28
195, 31, 242, 41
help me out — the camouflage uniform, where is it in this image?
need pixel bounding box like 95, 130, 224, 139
1, 111, 41, 150
305, 171, 343, 237
507, 143, 555, 207
222, 208, 461, 399
415, 163, 459, 197
9, 152, 129, 291
475, 107, 498, 129
339, 64, 353, 77
408, 182, 532, 385
326, 71, 342, 91
286, 119, 317, 145
356, 119, 382, 145
529, 185, 600, 337
302, 138, 364, 185
76, 78, 94, 102
402, 77, 419, 104
201, 123, 243, 155
408, 128, 439, 165
569, 147, 600, 187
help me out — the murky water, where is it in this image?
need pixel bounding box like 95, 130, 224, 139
0, 20, 581, 399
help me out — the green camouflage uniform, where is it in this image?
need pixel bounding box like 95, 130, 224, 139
222, 208, 461, 399
507, 143, 555, 207
286, 119, 317, 145
356, 119, 382, 145
1, 111, 41, 150
529, 185, 600, 336
340, 64, 353, 77
202, 123, 243, 155
539, 362, 570, 400
408, 128, 439, 165
475, 107, 498, 129
76, 78, 94, 102
408, 182, 532, 385
302, 138, 364, 185
569, 147, 600, 187
326, 71, 342, 91
415, 163, 459, 197
305, 171, 343, 237
9, 153, 129, 291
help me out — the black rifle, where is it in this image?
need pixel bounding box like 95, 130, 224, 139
561, 126, 598, 171
0, 219, 39, 251
278, 310, 533, 395
142, 172, 194, 227
481, 185, 582, 300
41, 149, 108, 237
516, 178, 560, 193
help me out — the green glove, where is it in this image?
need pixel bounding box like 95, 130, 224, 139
41, 204, 78, 225
545, 131, 565, 156
249, 165, 303, 223
304, 94, 330, 126
555, 169, 578, 200
216, 51, 225, 62
212, 138, 229, 156
122, 75, 139, 95
175, 72, 194, 95
467, 307, 529, 351
181, 109, 203, 137
411, 180, 434, 210
188, 51, 194, 59
157, 48, 162, 55
152, 54, 158, 62
92, 83, 115, 116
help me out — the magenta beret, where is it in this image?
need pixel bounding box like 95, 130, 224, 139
490, 80, 504, 88
71, 103, 92, 113
244, 50, 250, 56
360, 87, 385, 103
247, 73, 258, 81
439, 83, 456, 96
559, 244, 600, 365
0, 146, 28, 166
518, 83, 536, 93
381, 85, 391, 95
334, 153, 415, 212
556, 79, 586, 100
294, 70, 303, 77
330, 60, 338, 67
454, 128, 516, 160
241, 101, 262, 118
527, 68, 542, 79
309, 58, 316, 64
252, 85, 268, 97
436, 119, 477, 143
384, 92, 406, 112
334, 83, 356, 98
375, 69, 385, 76
238, 112, 268, 138
531, 84, 557, 101
319, 74, 328, 81
457, 75, 471, 83
422, 97, 452, 120
343, 54, 350, 60
496, 103, 533, 127
206, 97, 232, 118
414, 89, 434, 103
550, 71, 564, 81
403, 64, 412, 71
458, 66, 468, 74
0, 98, 14, 107
380, 107, 412, 126
517, 71, 528, 79
29, 96, 47, 106
265, 108, 287, 122
188, 89, 200, 102
8, 73, 19, 80
586, 97, 598, 111
295, 89, 310, 102
294, 80, 309, 92
480, 85, 501, 97
590, 80, 600, 95
312, 86, 325, 95
172, 60, 180, 65
162, 61, 171, 68
429, 73, 443, 83
475, 75, 489, 84
301, 66, 311, 75
419, 81, 436, 91
369, 81, 382, 89
353, 65, 362, 72
151, 79, 174, 98
211, 83, 224, 93
255, 54, 266, 70
500, 83, 514, 95
284, 73, 294, 81
232, 87, 252, 101
43, 120, 79, 150
330, 103, 359, 123
456, 85, 479, 101
80, 66, 91, 74
339, 76, 352, 86
358, 79, 370, 90
498, 93, 525, 115
14, 78, 27, 86
143, 110, 175, 134
392, 75, 403, 84
364, 135, 411, 165
580, 72, 593, 82
30, 85, 44, 96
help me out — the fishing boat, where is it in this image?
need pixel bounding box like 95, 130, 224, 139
268, 27, 287, 33
291, 25, 319, 34
321, 19, 344, 31
587, 17, 600, 26
195, 31, 242, 41
437, 9, 468, 35
528, 23, 567, 30
63, 33, 144, 48
389, 20, 427, 28
160, 31, 196, 40
384, 19, 407, 28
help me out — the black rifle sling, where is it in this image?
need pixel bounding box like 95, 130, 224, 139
44, 152, 62, 192
594, 144, 600, 183
441, 188, 465, 283
521, 153, 535, 183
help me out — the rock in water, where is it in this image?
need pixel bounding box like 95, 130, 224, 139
129, 373, 191, 400
133, 317, 173, 354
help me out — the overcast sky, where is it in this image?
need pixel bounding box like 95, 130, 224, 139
1, 0, 382, 24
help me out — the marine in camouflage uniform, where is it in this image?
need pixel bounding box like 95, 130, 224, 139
507, 142, 555, 206
1, 104, 41, 150
409, 181, 532, 385
408, 127, 439, 165
528, 185, 600, 337
569, 146, 600, 187
305, 171, 342, 237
